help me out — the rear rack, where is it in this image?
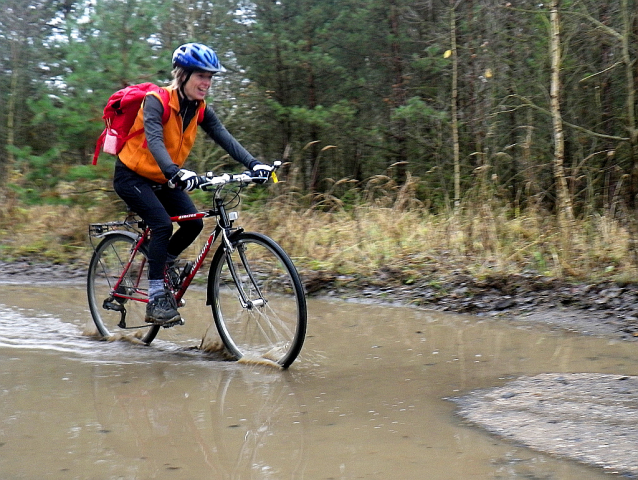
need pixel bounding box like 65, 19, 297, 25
89, 218, 145, 237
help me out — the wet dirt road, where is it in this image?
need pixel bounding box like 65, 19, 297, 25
1, 283, 636, 479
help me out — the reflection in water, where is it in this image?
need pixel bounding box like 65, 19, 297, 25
212, 369, 308, 479
90, 365, 308, 479
1, 284, 634, 479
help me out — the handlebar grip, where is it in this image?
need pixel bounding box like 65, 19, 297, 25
199, 175, 213, 191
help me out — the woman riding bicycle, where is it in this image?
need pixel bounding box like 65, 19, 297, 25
113, 42, 273, 325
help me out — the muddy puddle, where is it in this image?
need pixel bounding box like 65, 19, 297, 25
1, 283, 637, 479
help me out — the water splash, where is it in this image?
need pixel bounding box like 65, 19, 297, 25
0, 304, 94, 356
0, 303, 291, 368
0, 303, 191, 363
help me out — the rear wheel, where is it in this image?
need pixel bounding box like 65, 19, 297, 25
87, 233, 159, 344
208, 232, 307, 368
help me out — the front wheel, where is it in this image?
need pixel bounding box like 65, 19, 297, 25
87, 233, 159, 344
208, 232, 307, 368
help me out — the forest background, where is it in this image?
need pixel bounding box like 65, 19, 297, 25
1, 0, 638, 301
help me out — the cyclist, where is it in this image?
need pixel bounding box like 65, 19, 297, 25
113, 42, 273, 325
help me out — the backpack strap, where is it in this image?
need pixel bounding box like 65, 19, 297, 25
92, 130, 107, 165
157, 87, 171, 124
140, 87, 171, 125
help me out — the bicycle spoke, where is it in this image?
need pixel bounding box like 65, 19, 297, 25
209, 232, 306, 368
87, 234, 158, 344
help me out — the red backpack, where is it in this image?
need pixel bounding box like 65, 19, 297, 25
92, 83, 205, 165
93, 83, 170, 165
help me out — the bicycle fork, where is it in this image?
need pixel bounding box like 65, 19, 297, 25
221, 229, 266, 310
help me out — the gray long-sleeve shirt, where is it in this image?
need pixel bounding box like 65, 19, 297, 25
143, 94, 257, 180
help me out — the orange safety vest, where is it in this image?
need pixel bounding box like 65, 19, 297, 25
118, 86, 205, 183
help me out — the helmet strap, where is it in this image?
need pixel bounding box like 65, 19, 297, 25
179, 70, 194, 96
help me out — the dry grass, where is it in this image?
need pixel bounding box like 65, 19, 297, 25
235, 199, 633, 283
0, 204, 99, 264
0, 185, 121, 265
0, 178, 635, 285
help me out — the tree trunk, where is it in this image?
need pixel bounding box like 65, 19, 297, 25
4, 40, 20, 184
388, 0, 408, 181
620, 0, 638, 207
549, 0, 574, 231
306, 36, 321, 192
618, 0, 638, 263
450, 3, 461, 212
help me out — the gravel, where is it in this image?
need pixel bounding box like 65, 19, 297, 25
452, 373, 638, 477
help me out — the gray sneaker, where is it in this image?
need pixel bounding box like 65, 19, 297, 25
145, 291, 181, 324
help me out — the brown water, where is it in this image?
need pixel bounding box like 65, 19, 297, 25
1, 283, 636, 479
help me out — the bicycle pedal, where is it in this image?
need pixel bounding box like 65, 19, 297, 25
162, 318, 185, 329
103, 297, 125, 312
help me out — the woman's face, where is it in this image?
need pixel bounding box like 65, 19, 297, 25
183, 71, 214, 101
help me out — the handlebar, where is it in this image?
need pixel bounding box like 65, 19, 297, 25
199, 160, 281, 191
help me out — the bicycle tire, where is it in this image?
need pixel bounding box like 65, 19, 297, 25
208, 232, 307, 368
87, 233, 159, 344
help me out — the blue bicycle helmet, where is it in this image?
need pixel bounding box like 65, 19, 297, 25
172, 43, 226, 73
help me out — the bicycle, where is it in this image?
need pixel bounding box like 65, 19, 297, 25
86, 162, 307, 368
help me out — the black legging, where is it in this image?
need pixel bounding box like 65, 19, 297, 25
113, 160, 204, 280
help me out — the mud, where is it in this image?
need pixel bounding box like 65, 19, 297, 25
307, 268, 638, 341
2, 260, 637, 341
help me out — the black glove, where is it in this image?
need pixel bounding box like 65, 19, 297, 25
168, 169, 202, 192
250, 163, 274, 184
